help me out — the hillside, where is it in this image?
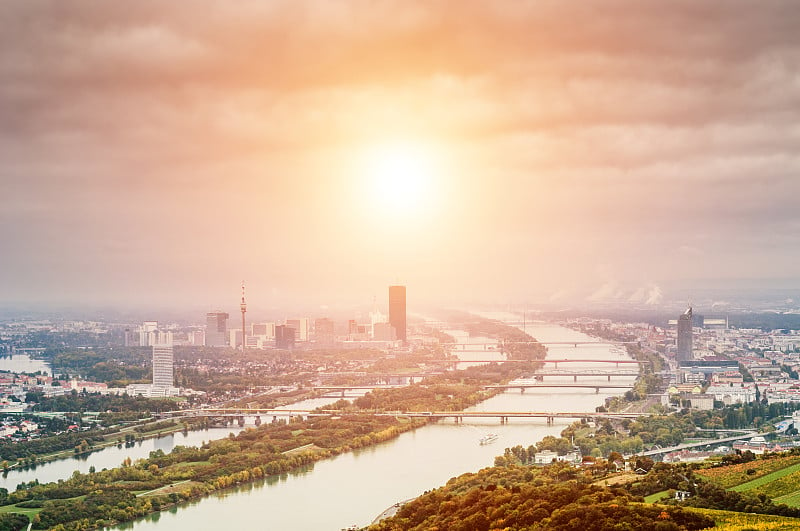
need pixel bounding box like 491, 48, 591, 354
696, 452, 800, 507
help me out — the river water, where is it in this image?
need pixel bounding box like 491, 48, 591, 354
105, 321, 636, 531
0, 398, 337, 490
0, 354, 51, 375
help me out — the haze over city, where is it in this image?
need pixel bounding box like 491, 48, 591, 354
3, 1, 800, 313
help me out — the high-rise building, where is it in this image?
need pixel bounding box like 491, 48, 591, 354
252, 322, 275, 338
314, 318, 335, 346
286, 318, 309, 342
229, 329, 243, 350
373, 322, 396, 341
677, 306, 693, 361
389, 285, 407, 342
275, 325, 296, 349
152, 344, 174, 388
205, 311, 229, 347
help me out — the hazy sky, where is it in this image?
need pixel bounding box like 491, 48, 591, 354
2, 1, 800, 313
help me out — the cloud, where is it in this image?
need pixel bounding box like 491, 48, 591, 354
2, 1, 800, 307
588, 282, 625, 302
645, 285, 663, 305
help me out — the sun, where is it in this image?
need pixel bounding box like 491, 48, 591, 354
362, 141, 438, 217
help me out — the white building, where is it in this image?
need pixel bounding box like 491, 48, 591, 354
706, 384, 757, 404
152, 344, 174, 388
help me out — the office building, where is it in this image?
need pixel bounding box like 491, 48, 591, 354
285, 318, 309, 342
206, 311, 229, 347
677, 306, 693, 361
314, 318, 335, 346
389, 285, 407, 342
252, 322, 276, 339
373, 322, 396, 341
229, 329, 243, 350
152, 344, 174, 388
275, 325, 296, 349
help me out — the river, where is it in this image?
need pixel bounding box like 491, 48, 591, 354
0, 397, 337, 490
105, 320, 636, 531
0, 354, 51, 375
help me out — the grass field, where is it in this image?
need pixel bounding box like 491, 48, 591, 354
696, 455, 800, 488
0, 503, 39, 518
774, 489, 800, 507
644, 490, 671, 503
687, 506, 800, 530
729, 463, 800, 496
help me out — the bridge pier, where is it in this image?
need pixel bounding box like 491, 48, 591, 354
573, 375, 577, 382
520, 387, 525, 394
546, 416, 553, 425
254, 416, 261, 426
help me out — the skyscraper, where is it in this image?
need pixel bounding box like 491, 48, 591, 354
275, 325, 296, 349
677, 306, 693, 361
314, 318, 335, 346
389, 285, 406, 342
152, 344, 174, 388
205, 311, 229, 347
286, 318, 309, 342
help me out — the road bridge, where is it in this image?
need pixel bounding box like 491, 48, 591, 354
317, 372, 443, 380
635, 432, 762, 457
528, 370, 639, 381
437, 358, 647, 368
314, 385, 406, 396
446, 341, 637, 348
159, 408, 649, 425
486, 383, 634, 393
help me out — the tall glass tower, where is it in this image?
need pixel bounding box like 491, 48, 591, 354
677, 306, 693, 361
389, 285, 407, 342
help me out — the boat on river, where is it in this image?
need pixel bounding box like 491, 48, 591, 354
479, 433, 499, 445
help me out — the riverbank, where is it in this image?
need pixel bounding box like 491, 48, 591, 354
0, 362, 520, 528
1, 418, 204, 475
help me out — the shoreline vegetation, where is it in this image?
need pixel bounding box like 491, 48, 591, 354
0, 318, 547, 530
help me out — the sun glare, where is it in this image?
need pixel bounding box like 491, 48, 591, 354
362, 141, 438, 217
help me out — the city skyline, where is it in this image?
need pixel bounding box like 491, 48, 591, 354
3, 2, 800, 311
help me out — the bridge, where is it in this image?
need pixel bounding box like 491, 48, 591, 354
539, 359, 646, 367
158, 408, 648, 425
436, 358, 647, 368
528, 370, 639, 381
317, 372, 444, 380
446, 341, 637, 349
635, 432, 762, 457
314, 385, 406, 396
486, 383, 634, 393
